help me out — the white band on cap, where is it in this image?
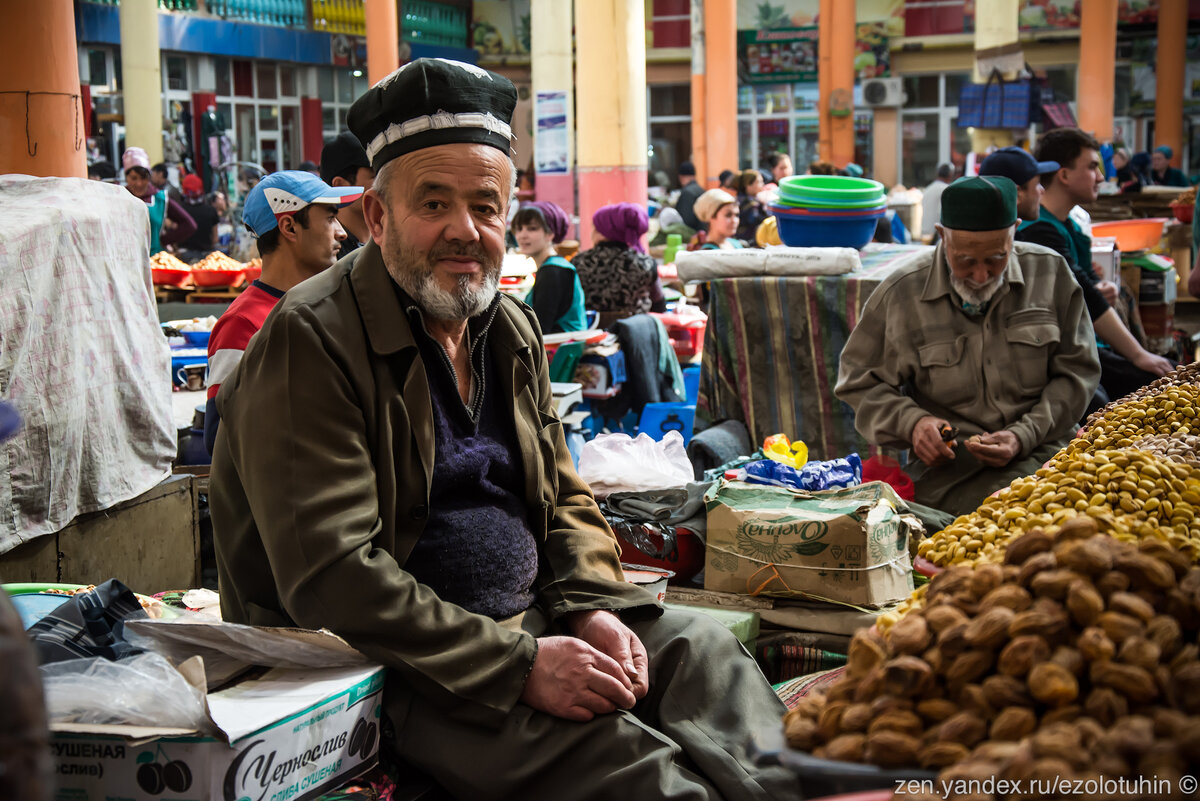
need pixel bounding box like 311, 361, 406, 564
365, 109, 514, 163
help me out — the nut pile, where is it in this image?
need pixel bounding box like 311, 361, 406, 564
1085, 367, 1200, 427
1130, 433, 1200, 466
1070, 384, 1200, 456
785, 520, 1200, 798
918, 449, 1200, 568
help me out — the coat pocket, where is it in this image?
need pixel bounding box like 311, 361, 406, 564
916, 335, 974, 408
1004, 310, 1061, 393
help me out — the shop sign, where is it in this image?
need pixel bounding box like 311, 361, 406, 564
534, 91, 569, 176
737, 27, 819, 85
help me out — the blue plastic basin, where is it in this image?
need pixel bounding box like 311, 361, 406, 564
774, 212, 884, 249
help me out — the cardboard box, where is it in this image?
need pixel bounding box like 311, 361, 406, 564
703, 481, 915, 607
52, 664, 385, 801
1090, 236, 1120, 286
50, 620, 386, 801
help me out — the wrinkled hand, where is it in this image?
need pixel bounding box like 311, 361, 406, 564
1095, 279, 1119, 306
964, 430, 1021, 468
1131, 348, 1173, 377
568, 610, 650, 701
519, 634, 637, 722
911, 416, 956, 467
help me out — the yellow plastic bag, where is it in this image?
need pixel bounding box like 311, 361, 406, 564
762, 433, 808, 469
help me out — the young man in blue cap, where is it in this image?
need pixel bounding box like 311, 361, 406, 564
203, 170, 361, 454
992, 132, 1173, 412
837, 175, 1100, 517
210, 59, 796, 800
321, 130, 376, 260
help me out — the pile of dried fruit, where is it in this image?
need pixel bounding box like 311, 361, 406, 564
918, 448, 1200, 568
1086, 364, 1200, 426
1130, 433, 1200, 466
785, 519, 1200, 795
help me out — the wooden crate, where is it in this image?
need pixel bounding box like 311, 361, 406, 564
0, 475, 200, 590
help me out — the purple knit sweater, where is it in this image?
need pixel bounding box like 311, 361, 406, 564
401, 304, 540, 620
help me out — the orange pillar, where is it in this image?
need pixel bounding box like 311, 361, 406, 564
818, 0, 856, 167
365, 0, 399, 85
0, 1, 86, 177
690, 0, 708, 185
703, 0, 736, 185
1078, 0, 1117, 141
1156, 0, 1187, 166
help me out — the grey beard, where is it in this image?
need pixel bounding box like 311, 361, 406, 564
950, 273, 1002, 307
393, 267, 499, 322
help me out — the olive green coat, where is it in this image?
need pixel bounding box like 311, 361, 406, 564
210, 241, 655, 729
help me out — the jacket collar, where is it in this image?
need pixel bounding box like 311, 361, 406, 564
920, 240, 1025, 303
350, 241, 418, 356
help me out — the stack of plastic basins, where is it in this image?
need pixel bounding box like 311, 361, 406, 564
768, 175, 888, 249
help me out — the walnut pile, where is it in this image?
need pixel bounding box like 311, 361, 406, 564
784, 517, 1200, 800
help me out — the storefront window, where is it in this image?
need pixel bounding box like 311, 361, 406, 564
944, 73, 970, 108
901, 113, 940, 188
215, 58, 232, 97
794, 117, 819, 170
903, 75, 938, 109
233, 60, 254, 97
737, 86, 754, 115
650, 121, 691, 188
166, 55, 188, 91
279, 65, 296, 97
757, 118, 789, 167
259, 104, 279, 132
256, 63, 278, 100
793, 85, 818, 113
755, 84, 791, 115
738, 120, 754, 170
337, 70, 356, 104
650, 85, 690, 117
323, 107, 338, 131
318, 68, 335, 103
88, 50, 109, 87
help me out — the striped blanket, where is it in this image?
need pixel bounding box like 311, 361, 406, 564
696, 244, 931, 459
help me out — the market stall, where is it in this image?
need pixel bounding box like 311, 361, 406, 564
695, 242, 930, 458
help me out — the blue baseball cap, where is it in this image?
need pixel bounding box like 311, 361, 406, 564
979, 146, 1060, 186
243, 171, 364, 237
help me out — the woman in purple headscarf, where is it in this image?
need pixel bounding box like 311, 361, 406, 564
571, 203, 666, 326
513, 201, 587, 333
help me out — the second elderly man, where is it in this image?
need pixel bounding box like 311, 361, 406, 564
836, 175, 1100, 517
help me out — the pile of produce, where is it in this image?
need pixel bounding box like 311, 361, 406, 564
918, 378, 1200, 570
191, 252, 244, 272
785, 519, 1200, 796
150, 251, 190, 271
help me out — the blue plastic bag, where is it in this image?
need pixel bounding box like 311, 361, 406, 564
743, 453, 862, 491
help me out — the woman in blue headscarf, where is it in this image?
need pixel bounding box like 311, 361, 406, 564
1148, 145, 1190, 187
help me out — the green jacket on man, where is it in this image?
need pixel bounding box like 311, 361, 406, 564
210, 241, 656, 729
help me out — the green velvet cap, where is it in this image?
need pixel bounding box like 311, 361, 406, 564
940, 175, 1018, 231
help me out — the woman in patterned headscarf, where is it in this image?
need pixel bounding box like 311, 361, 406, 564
572, 203, 666, 326
513, 201, 587, 333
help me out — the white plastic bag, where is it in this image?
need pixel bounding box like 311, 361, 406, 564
40, 652, 212, 731
578, 431, 694, 498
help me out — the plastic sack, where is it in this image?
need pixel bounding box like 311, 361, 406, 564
578, 431, 694, 498
861, 454, 915, 501
763, 433, 809, 469
745, 453, 863, 492
40, 652, 212, 732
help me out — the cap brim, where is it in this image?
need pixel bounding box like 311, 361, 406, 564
1036, 160, 1060, 174
309, 186, 365, 207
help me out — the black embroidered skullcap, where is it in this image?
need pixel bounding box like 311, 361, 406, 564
347, 58, 517, 171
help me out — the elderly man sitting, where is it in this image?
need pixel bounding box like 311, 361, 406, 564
836, 176, 1100, 517
210, 59, 794, 801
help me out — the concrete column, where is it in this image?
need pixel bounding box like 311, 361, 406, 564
872, 107, 898, 188
575, 0, 648, 246
689, 0, 708, 185
1078, 0, 1117, 142
818, 0, 855, 167
531, 0, 575, 219
119, 0, 163, 164
0, 0, 86, 177
1156, 0, 1187, 165
702, 0, 736, 184
365, 0, 399, 85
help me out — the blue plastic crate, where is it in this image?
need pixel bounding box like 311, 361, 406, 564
638, 402, 695, 444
